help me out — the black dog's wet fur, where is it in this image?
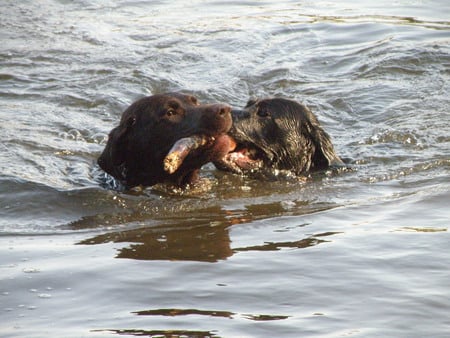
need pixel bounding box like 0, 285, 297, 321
97, 92, 231, 189
220, 97, 344, 176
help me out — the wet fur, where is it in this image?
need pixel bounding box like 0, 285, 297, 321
98, 92, 231, 188
218, 97, 344, 176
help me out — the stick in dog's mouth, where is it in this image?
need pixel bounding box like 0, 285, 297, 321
163, 135, 212, 174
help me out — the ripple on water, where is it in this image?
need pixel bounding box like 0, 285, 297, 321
0, 1, 449, 337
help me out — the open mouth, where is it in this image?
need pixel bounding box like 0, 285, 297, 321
213, 136, 265, 174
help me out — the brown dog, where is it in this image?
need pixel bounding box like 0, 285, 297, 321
98, 93, 232, 189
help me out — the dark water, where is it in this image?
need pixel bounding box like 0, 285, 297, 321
1, 1, 449, 337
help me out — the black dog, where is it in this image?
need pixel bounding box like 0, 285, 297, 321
98, 93, 232, 189
214, 97, 344, 176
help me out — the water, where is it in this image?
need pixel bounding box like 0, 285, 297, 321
1, 0, 449, 337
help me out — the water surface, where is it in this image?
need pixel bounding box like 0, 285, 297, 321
1, 1, 449, 337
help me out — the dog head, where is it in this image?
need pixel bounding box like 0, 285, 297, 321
98, 92, 232, 188
214, 97, 344, 176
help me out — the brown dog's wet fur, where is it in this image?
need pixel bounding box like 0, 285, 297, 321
98, 92, 232, 189
214, 97, 345, 177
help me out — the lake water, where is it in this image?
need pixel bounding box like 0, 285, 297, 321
1, 1, 449, 337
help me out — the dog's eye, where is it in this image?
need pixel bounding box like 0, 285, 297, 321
166, 109, 176, 117
257, 108, 270, 118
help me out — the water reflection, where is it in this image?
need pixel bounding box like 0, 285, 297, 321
234, 231, 342, 253
81, 222, 233, 262
76, 202, 339, 262
134, 308, 234, 319
93, 328, 219, 338
133, 308, 290, 321
94, 308, 289, 337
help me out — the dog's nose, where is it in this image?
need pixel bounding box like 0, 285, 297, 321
201, 103, 232, 134
212, 103, 231, 116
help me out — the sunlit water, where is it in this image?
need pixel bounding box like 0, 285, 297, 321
1, 1, 449, 337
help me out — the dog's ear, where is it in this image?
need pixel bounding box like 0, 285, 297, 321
291, 102, 344, 170
110, 117, 135, 166
309, 124, 344, 170
97, 115, 136, 178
